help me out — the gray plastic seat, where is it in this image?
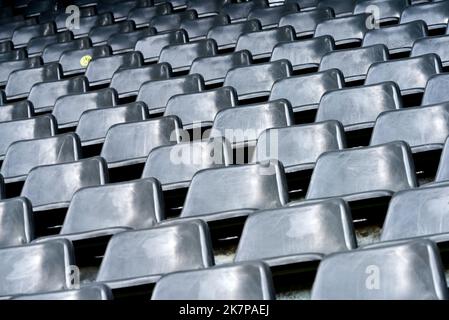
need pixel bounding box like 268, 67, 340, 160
164, 86, 237, 129
354, 0, 407, 25
224, 60, 292, 101
36, 178, 164, 244
317, 82, 402, 131
311, 239, 448, 300
152, 261, 275, 300
247, 3, 298, 30
235, 199, 356, 266
0, 19, 35, 42
381, 184, 449, 244
59, 45, 111, 76
269, 69, 344, 114
314, 14, 370, 47
128, 3, 172, 28
255, 121, 346, 173
235, 26, 295, 60
363, 21, 427, 55
27, 31, 73, 57
42, 38, 91, 64
220, 0, 268, 22
137, 74, 204, 115
306, 141, 417, 202
159, 39, 217, 73
1, 133, 81, 183
85, 51, 143, 87
142, 138, 230, 191
319, 45, 388, 83
149, 10, 197, 32
210, 99, 294, 148
0, 56, 42, 86
134, 29, 187, 63
64, 13, 113, 38
0, 115, 56, 160
0, 40, 13, 53
21, 157, 108, 211
97, 0, 140, 21
370, 103, 449, 153
76, 102, 149, 146
412, 35, 449, 68
109, 63, 171, 98
271, 36, 334, 72
0, 100, 34, 123
207, 20, 261, 51
5, 63, 62, 100
365, 54, 442, 95
180, 14, 229, 41
53, 88, 118, 129
422, 74, 449, 105
13, 284, 113, 300
279, 8, 333, 38
107, 27, 155, 54
0, 239, 75, 298
194, 53, 250, 90
101, 116, 181, 168
89, 20, 135, 46
186, 0, 227, 17
400, 1, 449, 32
0, 48, 27, 63
11, 22, 55, 48
96, 220, 214, 289
0, 197, 33, 248
28, 76, 88, 113
435, 137, 449, 182
180, 161, 289, 222
317, 0, 356, 17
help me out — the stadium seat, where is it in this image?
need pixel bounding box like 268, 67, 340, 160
435, 137, 449, 183
13, 284, 113, 300
254, 121, 346, 173
207, 20, 261, 51
210, 99, 294, 148
142, 138, 230, 190
21, 157, 108, 211
5, 62, 62, 100
28, 76, 88, 113
149, 10, 197, 32
152, 261, 275, 300
26, 30, 72, 57
247, 3, 298, 30
190, 51, 251, 86
362, 21, 427, 55
134, 29, 187, 63
354, 0, 407, 25
159, 39, 217, 73
97, 0, 141, 21
317, 0, 356, 17
58, 44, 111, 76
1, 133, 81, 183
164, 86, 237, 129
0, 100, 34, 123
0, 115, 56, 159
400, 1, 449, 32
96, 220, 214, 290
319, 45, 388, 83
186, 0, 227, 17
0, 48, 27, 63
89, 20, 135, 46
314, 14, 370, 47
412, 35, 449, 68
271, 36, 334, 72
107, 27, 155, 54
365, 54, 442, 95
279, 8, 333, 38
311, 240, 448, 300
53, 88, 118, 129
306, 141, 418, 202
35, 178, 164, 243
0, 56, 41, 86
0, 239, 75, 298
370, 103, 449, 153
100, 116, 182, 169
220, 0, 268, 23
179, 161, 289, 222
128, 3, 172, 28
0, 19, 35, 42
0, 197, 33, 248
269, 69, 344, 114
235, 199, 356, 266
316, 82, 402, 131
42, 37, 90, 63
11, 21, 55, 48
109, 63, 171, 98
75, 102, 149, 146
223, 60, 292, 101
85, 51, 144, 87
180, 14, 229, 41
